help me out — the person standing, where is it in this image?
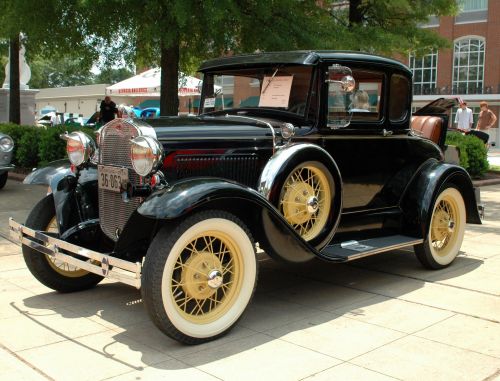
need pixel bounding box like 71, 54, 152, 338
99, 96, 118, 124
476, 101, 497, 132
454, 101, 473, 133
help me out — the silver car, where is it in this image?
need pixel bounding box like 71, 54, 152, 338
0, 132, 14, 189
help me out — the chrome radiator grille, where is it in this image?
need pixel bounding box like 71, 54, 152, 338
98, 120, 141, 241
175, 155, 259, 187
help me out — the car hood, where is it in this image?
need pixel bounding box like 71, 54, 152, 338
413, 97, 460, 115
144, 115, 277, 142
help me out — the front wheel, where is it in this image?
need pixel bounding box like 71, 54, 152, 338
414, 186, 466, 269
22, 194, 103, 292
0, 172, 7, 189
141, 210, 257, 345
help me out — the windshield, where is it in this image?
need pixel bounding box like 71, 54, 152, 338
200, 66, 314, 117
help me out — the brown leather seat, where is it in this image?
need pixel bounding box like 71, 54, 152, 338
411, 116, 442, 144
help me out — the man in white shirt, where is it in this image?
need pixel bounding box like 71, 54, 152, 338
454, 101, 473, 132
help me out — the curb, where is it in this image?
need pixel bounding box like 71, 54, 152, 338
8, 172, 27, 182
472, 178, 500, 187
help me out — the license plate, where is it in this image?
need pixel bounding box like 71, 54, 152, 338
98, 165, 128, 193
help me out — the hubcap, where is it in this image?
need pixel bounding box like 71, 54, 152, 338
307, 196, 319, 213
181, 252, 223, 299
207, 270, 223, 289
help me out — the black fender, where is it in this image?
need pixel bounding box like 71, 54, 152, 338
23, 159, 71, 185
257, 143, 342, 249
134, 177, 318, 263
401, 158, 481, 239
37, 163, 100, 238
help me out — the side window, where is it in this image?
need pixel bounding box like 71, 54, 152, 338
389, 74, 410, 121
350, 70, 384, 121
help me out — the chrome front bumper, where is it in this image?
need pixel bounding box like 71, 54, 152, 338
8, 218, 141, 289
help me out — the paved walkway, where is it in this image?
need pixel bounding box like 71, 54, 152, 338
489, 147, 500, 167
0, 179, 499, 381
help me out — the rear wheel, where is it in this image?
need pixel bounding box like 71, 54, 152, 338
141, 210, 257, 344
414, 186, 466, 269
278, 161, 334, 242
22, 194, 103, 292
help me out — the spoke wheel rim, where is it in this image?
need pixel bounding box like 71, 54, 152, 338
170, 231, 242, 324
430, 195, 460, 257
45, 217, 89, 277
280, 164, 331, 241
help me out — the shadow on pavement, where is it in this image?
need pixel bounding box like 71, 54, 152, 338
14, 249, 485, 371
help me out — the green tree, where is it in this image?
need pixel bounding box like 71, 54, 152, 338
0, 0, 100, 123
80, 0, 336, 116
94, 67, 134, 85
330, 0, 459, 56
29, 55, 95, 89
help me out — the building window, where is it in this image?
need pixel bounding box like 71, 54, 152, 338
419, 15, 440, 28
455, 0, 488, 23
452, 38, 485, 94
409, 52, 437, 96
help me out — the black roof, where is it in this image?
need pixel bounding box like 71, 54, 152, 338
199, 50, 410, 74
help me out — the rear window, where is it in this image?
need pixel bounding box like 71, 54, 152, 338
389, 74, 410, 122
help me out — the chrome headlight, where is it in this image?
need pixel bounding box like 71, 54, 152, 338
130, 136, 163, 176
281, 123, 296, 140
0, 136, 14, 152
61, 131, 96, 166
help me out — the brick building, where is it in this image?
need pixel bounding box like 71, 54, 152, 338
406, 0, 500, 145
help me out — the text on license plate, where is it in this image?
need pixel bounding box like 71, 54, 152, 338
98, 165, 128, 193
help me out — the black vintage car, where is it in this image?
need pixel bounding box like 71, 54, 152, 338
10, 51, 481, 344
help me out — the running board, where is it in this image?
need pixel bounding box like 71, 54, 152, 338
320, 235, 423, 262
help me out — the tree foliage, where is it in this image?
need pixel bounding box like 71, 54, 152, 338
29, 56, 94, 88
330, 0, 459, 56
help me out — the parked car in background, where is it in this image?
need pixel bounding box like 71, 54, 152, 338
0, 132, 14, 189
11, 51, 481, 345
139, 107, 160, 119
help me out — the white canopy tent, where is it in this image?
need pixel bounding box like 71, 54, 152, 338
106, 68, 202, 97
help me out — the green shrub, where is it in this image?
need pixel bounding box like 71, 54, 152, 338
15, 127, 41, 168
38, 126, 66, 166
445, 131, 489, 178
0, 123, 97, 169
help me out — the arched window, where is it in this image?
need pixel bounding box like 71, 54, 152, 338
452, 37, 485, 94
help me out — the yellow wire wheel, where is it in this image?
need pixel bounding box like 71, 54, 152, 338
155, 212, 257, 341
44, 217, 90, 278
415, 186, 466, 269
171, 231, 242, 324
279, 161, 333, 241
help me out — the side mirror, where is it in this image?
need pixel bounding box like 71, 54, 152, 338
327, 65, 356, 93
339, 75, 355, 92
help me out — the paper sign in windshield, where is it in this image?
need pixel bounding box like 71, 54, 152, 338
204, 98, 216, 108
259, 76, 293, 108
